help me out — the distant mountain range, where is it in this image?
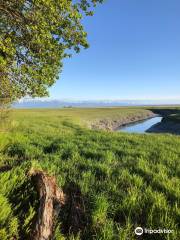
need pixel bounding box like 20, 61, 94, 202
12, 98, 180, 108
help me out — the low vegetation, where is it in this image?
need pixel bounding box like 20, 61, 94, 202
0, 108, 179, 239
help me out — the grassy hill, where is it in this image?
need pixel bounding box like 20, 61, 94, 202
0, 108, 179, 239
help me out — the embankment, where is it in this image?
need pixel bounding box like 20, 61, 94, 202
90, 111, 156, 131
147, 115, 180, 134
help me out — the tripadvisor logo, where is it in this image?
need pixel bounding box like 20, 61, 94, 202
135, 227, 143, 236
135, 227, 174, 236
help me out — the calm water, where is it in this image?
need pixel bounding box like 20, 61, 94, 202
118, 117, 163, 133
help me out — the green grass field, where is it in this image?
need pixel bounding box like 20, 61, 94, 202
10, 107, 155, 127
0, 108, 180, 239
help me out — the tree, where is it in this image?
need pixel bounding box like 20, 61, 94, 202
0, 0, 103, 100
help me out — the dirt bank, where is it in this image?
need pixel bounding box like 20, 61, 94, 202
90, 111, 157, 131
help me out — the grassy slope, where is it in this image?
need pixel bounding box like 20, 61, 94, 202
0, 108, 180, 239
12, 107, 154, 121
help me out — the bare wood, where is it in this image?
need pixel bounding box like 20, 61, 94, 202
29, 169, 66, 240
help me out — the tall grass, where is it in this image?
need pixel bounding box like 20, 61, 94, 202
0, 109, 179, 239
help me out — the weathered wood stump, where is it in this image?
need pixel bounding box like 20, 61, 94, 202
29, 169, 66, 240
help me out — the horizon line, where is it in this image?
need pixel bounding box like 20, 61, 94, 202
17, 97, 180, 102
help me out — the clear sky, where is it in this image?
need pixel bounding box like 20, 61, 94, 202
49, 0, 180, 100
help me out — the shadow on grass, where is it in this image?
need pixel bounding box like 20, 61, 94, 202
58, 181, 93, 239
8, 178, 39, 240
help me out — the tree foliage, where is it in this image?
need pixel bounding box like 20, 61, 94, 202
0, 0, 103, 100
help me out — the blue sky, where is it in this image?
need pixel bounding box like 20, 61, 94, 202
49, 0, 180, 100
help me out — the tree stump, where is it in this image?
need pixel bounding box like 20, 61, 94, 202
29, 169, 66, 240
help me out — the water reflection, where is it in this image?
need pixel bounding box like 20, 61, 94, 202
118, 117, 163, 133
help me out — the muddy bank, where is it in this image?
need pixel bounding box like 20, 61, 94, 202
147, 119, 180, 135
90, 111, 157, 131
